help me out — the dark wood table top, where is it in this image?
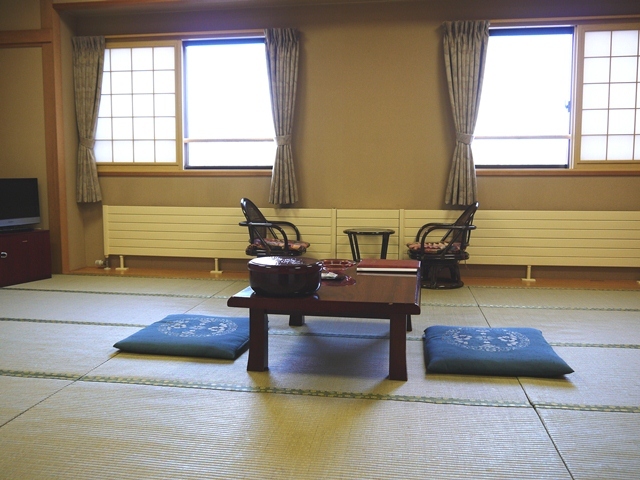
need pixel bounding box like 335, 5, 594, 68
227, 271, 421, 318
343, 228, 395, 235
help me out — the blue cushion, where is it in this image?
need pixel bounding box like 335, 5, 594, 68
114, 314, 250, 360
423, 326, 573, 378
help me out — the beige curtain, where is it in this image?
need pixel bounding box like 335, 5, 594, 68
443, 21, 489, 206
264, 28, 300, 206
72, 36, 105, 203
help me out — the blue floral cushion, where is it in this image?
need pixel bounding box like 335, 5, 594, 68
114, 314, 249, 360
423, 325, 573, 377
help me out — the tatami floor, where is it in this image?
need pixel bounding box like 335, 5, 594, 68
1, 269, 639, 479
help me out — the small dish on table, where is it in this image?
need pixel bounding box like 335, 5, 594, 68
320, 259, 358, 281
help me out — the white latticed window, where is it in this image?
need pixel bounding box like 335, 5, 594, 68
577, 26, 640, 163
475, 22, 640, 170
95, 35, 276, 170
95, 43, 179, 165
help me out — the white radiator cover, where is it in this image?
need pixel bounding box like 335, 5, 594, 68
103, 205, 640, 269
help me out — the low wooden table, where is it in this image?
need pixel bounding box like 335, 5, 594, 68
227, 263, 421, 381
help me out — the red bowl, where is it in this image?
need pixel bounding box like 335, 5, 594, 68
248, 256, 322, 297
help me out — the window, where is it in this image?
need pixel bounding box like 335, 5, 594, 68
95, 35, 276, 170
576, 26, 640, 163
96, 43, 179, 165
474, 27, 574, 168
475, 22, 640, 170
183, 39, 276, 169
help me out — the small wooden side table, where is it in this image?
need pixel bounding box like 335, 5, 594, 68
343, 228, 395, 261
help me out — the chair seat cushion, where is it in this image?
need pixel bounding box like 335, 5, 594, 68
246, 238, 310, 255
423, 325, 574, 378
407, 241, 461, 254
113, 314, 250, 360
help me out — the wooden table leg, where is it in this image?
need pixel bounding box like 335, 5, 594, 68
247, 308, 269, 371
347, 233, 360, 261
289, 314, 305, 326
388, 313, 408, 381
380, 233, 390, 259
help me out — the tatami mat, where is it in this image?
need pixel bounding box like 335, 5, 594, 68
469, 285, 640, 310
0, 289, 205, 324
482, 307, 640, 345
1, 274, 638, 480
539, 409, 640, 479
90, 335, 531, 406
0, 381, 571, 480
410, 305, 490, 333
255, 306, 491, 340
0, 376, 72, 426
7, 273, 248, 297
520, 347, 640, 411
0, 321, 133, 375
421, 286, 479, 306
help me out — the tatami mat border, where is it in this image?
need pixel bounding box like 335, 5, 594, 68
475, 304, 640, 312
421, 301, 640, 311
0, 369, 80, 381
534, 403, 640, 413
422, 302, 479, 307
16, 273, 232, 282
4, 289, 639, 312
471, 285, 640, 292
2, 318, 639, 349
13, 370, 533, 408
1, 286, 213, 298
83, 375, 535, 407
11, 275, 638, 291
0, 317, 148, 328
548, 342, 640, 349
3, 369, 638, 413
6, 284, 639, 313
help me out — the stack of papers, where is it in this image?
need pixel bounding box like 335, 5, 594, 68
356, 259, 420, 274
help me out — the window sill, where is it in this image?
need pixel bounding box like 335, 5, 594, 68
476, 169, 640, 177
98, 169, 272, 178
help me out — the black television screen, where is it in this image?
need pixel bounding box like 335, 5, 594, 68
0, 178, 42, 230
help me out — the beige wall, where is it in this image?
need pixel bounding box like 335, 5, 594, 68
0, 47, 49, 230
3, 0, 640, 272
0, 0, 41, 31
65, 1, 640, 267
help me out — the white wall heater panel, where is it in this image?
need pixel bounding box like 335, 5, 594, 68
103, 206, 640, 271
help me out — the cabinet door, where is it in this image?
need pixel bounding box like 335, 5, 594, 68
25, 230, 52, 281
0, 234, 30, 286
0, 230, 51, 287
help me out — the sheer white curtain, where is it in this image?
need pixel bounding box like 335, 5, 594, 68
443, 21, 490, 206
72, 36, 105, 203
264, 28, 300, 205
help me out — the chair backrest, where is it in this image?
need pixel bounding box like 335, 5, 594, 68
448, 202, 479, 249
240, 198, 271, 243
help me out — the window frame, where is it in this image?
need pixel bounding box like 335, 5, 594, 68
96, 31, 275, 176
474, 26, 575, 170
573, 22, 640, 170
96, 39, 183, 174
182, 37, 277, 170
475, 19, 640, 175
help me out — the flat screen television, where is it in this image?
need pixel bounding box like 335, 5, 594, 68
0, 178, 42, 231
